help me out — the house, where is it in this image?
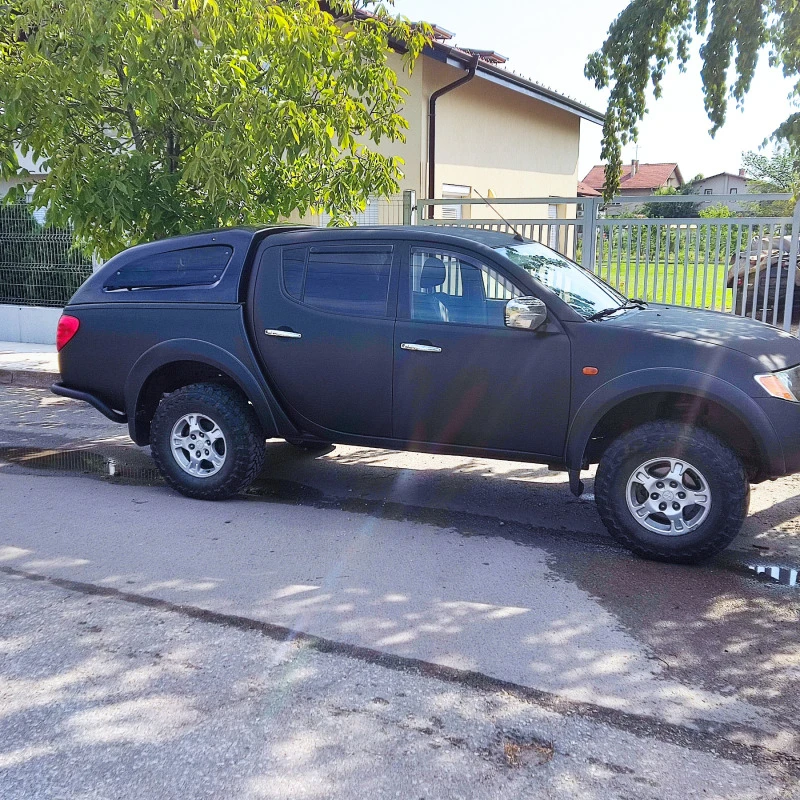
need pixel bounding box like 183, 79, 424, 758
578, 161, 685, 216
577, 181, 602, 198
338, 23, 604, 224
689, 171, 750, 210
581, 161, 684, 198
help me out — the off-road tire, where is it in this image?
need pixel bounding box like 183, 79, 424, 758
150, 383, 266, 500
595, 421, 749, 563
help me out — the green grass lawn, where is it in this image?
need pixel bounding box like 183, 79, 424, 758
596, 258, 734, 311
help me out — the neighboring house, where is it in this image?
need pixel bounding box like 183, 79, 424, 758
581, 161, 684, 199
577, 181, 602, 198
689, 171, 750, 211
580, 161, 684, 216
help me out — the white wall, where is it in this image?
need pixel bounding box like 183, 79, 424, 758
694, 174, 749, 211
0, 305, 61, 345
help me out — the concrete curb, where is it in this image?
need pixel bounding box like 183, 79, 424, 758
0, 369, 60, 389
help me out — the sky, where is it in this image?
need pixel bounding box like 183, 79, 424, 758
391, 0, 796, 181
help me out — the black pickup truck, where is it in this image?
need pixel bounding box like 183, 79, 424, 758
53, 225, 800, 563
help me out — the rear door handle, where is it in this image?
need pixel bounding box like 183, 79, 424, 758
265, 329, 302, 339
401, 342, 442, 353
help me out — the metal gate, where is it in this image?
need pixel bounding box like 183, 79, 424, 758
415, 193, 799, 333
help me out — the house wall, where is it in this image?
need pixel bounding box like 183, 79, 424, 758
616, 188, 655, 198
694, 174, 748, 196
296, 52, 584, 226
420, 59, 580, 220
693, 174, 749, 211
665, 170, 682, 190
361, 51, 427, 198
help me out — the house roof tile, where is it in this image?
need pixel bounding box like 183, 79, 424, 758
582, 163, 682, 191
577, 181, 602, 197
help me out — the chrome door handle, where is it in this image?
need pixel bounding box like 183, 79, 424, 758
265, 329, 302, 339
401, 343, 442, 353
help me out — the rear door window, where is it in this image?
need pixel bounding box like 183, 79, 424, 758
105, 245, 233, 290
281, 245, 393, 318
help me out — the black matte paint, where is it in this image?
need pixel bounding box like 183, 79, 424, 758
55, 224, 800, 482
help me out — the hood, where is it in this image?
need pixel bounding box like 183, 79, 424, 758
604, 304, 800, 372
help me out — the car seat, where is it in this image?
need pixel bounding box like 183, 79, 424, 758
412, 257, 450, 322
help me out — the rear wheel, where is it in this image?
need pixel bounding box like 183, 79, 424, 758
594, 421, 749, 563
150, 383, 265, 500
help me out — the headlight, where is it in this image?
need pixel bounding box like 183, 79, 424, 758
755, 364, 800, 402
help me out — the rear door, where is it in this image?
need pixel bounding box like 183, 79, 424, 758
252, 239, 399, 438
392, 243, 571, 457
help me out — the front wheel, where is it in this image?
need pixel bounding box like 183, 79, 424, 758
150, 383, 266, 500
594, 421, 749, 563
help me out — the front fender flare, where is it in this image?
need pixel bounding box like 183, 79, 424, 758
124, 339, 297, 445
565, 368, 784, 476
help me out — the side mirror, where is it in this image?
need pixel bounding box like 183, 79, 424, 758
505, 296, 547, 331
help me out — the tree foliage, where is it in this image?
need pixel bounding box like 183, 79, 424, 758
742, 147, 799, 214
586, 1, 800, 201
0, 0, 429, 257
641, 186, 701, 218
742, 147, 799, 193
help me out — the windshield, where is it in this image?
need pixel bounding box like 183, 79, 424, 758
494, 242, 627, 319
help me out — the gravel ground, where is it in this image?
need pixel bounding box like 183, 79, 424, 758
2, 570, 798, 800
2, 386, 800, 798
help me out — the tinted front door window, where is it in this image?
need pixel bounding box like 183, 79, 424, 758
410, 249, 519, 327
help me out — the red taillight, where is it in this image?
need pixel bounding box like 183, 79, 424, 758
56, 315, 80, 351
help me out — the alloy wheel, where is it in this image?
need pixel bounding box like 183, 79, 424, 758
625, 457, 712, 536
170, 413, 227, 478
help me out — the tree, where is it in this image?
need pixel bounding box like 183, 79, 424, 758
741, 148, 799, 215
586, 1, 800, 200
641, 186, 701, 219
0, 1, 429, 258
742, 148, 798, 193
698, 202, 737, 259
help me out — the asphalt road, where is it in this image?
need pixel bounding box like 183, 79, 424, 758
2, 385, 799, 798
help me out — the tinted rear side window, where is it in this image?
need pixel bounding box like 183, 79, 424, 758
284, 245, 393, 317
105, 245, 233, 290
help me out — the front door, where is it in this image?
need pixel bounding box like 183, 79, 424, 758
393, 245, 571, 457
253, 240, 398, 438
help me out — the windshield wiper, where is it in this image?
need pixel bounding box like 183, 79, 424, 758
587, 299, 647, 321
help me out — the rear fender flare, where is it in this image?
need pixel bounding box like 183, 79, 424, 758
124, 339, 290, 445
565, 368, 784, 476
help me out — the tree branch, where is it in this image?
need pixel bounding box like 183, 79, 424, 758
114, 62, 144, 151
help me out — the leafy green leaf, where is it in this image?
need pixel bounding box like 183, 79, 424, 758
0, 0, 430, 257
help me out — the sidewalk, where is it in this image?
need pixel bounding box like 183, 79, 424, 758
0, 341, 59, 388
